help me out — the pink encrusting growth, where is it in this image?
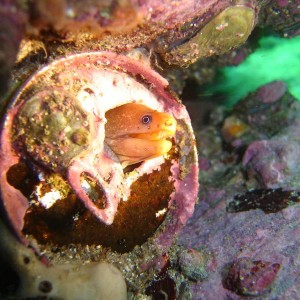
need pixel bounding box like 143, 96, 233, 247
156, 162, 199, 249
0, 103, 29, 235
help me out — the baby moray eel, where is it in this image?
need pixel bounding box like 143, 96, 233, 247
105, 103, 177, 167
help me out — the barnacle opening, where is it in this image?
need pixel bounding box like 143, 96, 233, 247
0, 52, 197, 260
80, 173, 107, 209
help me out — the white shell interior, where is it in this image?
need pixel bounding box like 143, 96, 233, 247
77, 69, 165, 117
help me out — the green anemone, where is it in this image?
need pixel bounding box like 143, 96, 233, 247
209, 35, 300, 106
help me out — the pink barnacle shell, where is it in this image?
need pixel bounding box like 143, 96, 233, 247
0, 52, 198, 252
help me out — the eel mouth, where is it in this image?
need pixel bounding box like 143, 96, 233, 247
127, 128, 176, 141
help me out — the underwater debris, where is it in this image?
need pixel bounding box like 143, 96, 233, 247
227, 188, 300, 214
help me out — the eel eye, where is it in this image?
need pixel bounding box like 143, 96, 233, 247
141, 115, 152, 124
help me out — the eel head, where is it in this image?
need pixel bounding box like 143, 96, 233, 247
105, 103, 177, 167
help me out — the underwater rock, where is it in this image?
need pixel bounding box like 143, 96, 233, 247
221, 81, 300, 149
145, 273, 177, 300
25, 0, 140, 39
178, 248, 208, 281
0, 220, 127, 300
6, 0, 262, 68
176, 81, 300, 299
228, 188, 300, 214
256, 81, 287, 104
177, 177, 299, 299
243, 138, 300, 189
224, 257, 281, 296
260, 0, 300, 37
0, 1, 26, 96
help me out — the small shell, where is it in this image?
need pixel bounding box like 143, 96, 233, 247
13, 89, 91, 171
160, 5, 256, 67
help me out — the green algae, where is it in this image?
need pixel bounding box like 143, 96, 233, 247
210, 35, 300, 106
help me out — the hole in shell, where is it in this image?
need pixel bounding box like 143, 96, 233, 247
80, 173, 107, 209
23, 256, 30, 265
123, 161, 143, 173
38, 280, 52, 293
145, 274, 176, 300
83, 87, 95, 95
6, 161, 39, 197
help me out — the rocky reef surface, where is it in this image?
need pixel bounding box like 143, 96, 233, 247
1, 0, 300, 299
177, 81, 300, 299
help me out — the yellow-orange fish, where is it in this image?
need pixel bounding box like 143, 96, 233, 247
105, 103, 177, 167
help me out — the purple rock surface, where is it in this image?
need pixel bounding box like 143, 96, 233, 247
177, 86, 300, 299
224, 257, 281, 296
178, 186, 300, 299
243, 137, 300, 189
